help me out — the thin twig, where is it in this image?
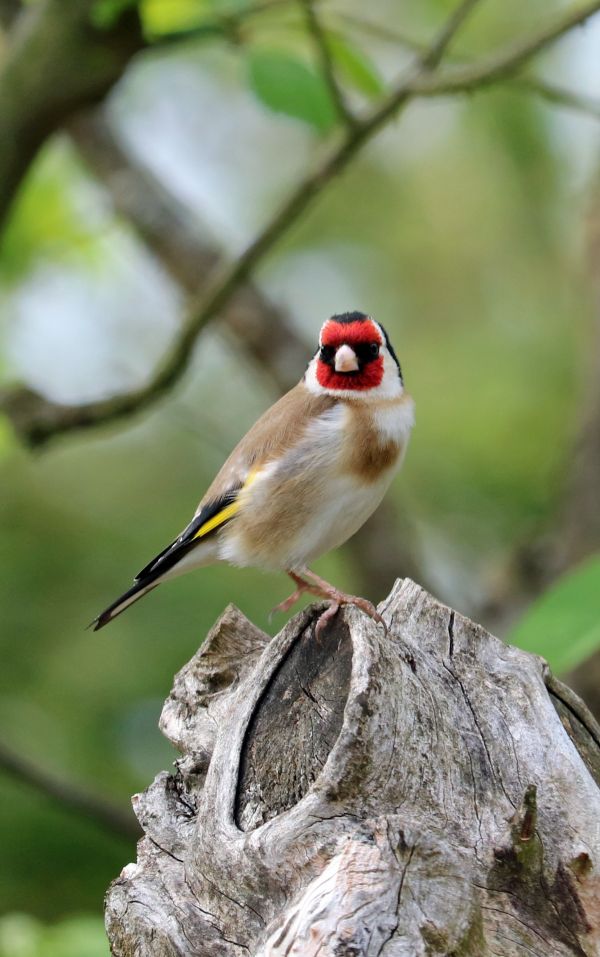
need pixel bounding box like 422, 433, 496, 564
4, 0, 600, 446
418, 0, 483, 71
300, 0, 356, 129
512, 75, 600, 120
334, 10, 600, 121
0, 739, 140, 841
409, 0, 600, 96
330, 11, 419, 48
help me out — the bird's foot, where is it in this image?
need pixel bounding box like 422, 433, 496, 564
272, 569, 387, 636
301, 568, 388, 635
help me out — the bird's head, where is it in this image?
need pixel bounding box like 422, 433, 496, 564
305, 312, 403, 400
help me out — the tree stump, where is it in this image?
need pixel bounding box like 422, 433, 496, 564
105, 579, 600, 956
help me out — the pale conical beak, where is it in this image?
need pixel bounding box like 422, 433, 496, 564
334, 344, 359, 373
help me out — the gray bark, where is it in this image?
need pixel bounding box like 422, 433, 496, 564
105, 580, 600, 956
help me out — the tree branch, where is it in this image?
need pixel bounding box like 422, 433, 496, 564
0, 0, 483, 446
3, 0, 600, 447
0, 0, 144, 231
512, 76, 600, 120
0, 738, 139, 841
70, 112, 308, 396
300, 0, 356, 129
0, 0, 21, 30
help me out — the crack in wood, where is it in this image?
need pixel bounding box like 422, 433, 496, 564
234, 614, 353, 832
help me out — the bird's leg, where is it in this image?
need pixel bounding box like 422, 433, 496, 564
270, 571, 323, 617
300, 567, 387, 636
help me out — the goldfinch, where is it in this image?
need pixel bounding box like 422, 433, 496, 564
93, 312, 414, 634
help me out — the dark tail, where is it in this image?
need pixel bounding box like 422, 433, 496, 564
91, 515, 211, 631
91, 579, 159, 632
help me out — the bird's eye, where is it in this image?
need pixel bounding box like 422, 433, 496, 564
319, 345, 335, 363
369, 343, 380, 357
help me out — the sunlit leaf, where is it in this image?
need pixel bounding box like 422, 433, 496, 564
326, 34, 384, 98
0, 143, 99, 285
140, 0, 212, 36
508, 554, 600, 675
247, 49, 336, 133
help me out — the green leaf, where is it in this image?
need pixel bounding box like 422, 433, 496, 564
507, 554, 600, 674
247, 50, 336, 133
326, 34, 384, 98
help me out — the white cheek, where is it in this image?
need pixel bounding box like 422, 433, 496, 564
375, 350, 404, 399
303, 357, 322, 394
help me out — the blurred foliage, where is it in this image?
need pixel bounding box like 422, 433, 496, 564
0, 143, 100, 286
92, 0, 138, 30
508, 555, 600, 674
139, 0, 212, 37
1, 0, 599, 940
0, 913, 108, 957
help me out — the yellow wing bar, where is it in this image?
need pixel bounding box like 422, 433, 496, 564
193, 500, 240, 539
192, 467, 261, 541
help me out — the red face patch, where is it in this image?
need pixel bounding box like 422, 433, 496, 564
316, 318, 384, 391
316, 356, 384, 391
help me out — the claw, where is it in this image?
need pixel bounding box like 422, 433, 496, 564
347, 596, 388, 635
315, 601, 340, 640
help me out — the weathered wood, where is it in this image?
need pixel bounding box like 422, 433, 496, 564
105, 580, 600, 956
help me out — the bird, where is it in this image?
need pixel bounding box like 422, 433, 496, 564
92, 311, 415, 635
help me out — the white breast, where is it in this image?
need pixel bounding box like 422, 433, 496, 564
372, 396, 415, 444
218, 396, 414, 572
290, 470, 393, 567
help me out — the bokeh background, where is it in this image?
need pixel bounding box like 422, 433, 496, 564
2, 0, 600, 952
